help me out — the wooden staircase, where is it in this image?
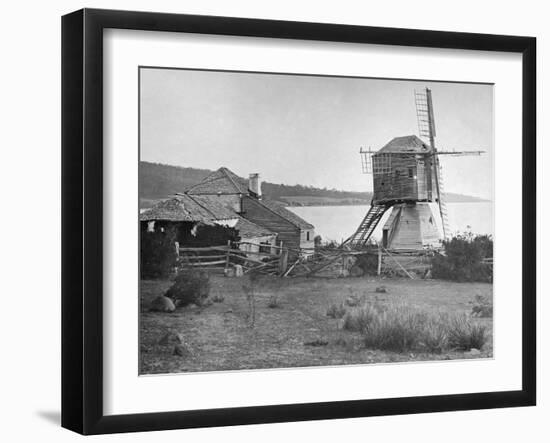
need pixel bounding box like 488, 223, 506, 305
342, 204, 389, 247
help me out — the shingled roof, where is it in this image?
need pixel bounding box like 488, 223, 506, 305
377, 135, 431, 154
186, 167, 249, 195
253, 198, 314, 230
139, 194, 237, 223
235, 216, 275, 239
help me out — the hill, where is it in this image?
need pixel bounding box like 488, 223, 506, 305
139, 161, 488, 208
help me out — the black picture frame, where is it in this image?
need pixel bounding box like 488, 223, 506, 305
61, 8, 536, 435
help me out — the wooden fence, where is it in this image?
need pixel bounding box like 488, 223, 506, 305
177, 241, 289, 276
176, 241, 490, 279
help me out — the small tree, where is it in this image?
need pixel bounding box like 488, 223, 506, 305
140, 225, 178, 279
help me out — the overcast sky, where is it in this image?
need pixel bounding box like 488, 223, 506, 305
140, 68, 494, 200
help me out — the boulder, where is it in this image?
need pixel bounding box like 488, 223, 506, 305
469, 348, 481, 356
158, 331, 184, 345
375, 286, 387, 293
150, 295, 175, 312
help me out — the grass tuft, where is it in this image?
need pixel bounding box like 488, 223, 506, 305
326, 302, 347, 319
448, 315, 488, 350
343, 304, 488, 353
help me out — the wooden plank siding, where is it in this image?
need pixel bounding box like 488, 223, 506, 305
241, 197, 302, 258
373, 154, 437, 204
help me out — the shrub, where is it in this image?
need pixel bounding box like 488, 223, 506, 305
448, 315, 488, 350
354, 253, 379, 276
165, 268, 210, 307
432, 233, 493, 282
326, 303, 347, 319
342, 304, 379, 332
140, 225, 178, 279
471, 294, 493, 318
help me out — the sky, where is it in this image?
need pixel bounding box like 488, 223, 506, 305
140, 68, 494, 200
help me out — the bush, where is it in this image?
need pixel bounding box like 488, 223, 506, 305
165, 268, 210, 307
140, 225, 178, 279
342, 304, 379, 332
326, 303, 347, 319
432, 233, 493, 282
448, 315, 488, 350
471, 294, 493, 318
354, 253, 379, 276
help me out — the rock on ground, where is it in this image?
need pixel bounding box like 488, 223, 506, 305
150, 295, 176, 312
158, 331, 184, 345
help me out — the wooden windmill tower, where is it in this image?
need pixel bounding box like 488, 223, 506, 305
343, 88, 484, 250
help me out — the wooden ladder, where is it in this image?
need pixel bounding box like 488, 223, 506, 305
343, 204, 389, 247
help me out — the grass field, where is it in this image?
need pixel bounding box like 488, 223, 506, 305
139, 276, 493, 374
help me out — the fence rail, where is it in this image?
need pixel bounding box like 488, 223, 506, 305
177, 241, 287, 276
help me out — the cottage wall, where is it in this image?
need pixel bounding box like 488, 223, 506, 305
300, 229, 315, 252
238, 234, 278, 256
241, 198, 301, 255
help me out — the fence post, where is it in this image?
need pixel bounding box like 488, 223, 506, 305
225, 240, 231, 271
278, 249, 289, 276
377, 244, 382, 276
174, 241, 180, 274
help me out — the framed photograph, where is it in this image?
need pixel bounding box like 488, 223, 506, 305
62, 8, 536, 435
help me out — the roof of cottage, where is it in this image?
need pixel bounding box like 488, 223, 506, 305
235, 216, 276, 239
250, 197, 314, 230
139, 194, 237, 223
185, 167, 249, 195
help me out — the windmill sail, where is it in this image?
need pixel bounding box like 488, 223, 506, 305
415, 88, 450, 238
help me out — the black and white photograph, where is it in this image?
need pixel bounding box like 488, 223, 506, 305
138, 68, 494, 374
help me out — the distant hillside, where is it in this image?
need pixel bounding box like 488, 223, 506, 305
139, 161, 488, 207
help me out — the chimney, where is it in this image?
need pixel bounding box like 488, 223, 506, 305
248, 173, 261, 198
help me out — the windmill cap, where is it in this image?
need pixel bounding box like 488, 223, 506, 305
376, 135, 431, 154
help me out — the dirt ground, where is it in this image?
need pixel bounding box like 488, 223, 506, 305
139, 276, 493, 374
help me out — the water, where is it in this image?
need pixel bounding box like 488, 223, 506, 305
288, 202, 494, 243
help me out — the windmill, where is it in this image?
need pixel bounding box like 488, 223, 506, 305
343, 88, 484, 250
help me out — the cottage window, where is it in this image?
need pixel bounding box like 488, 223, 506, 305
408, 168, 414, 178
306, 231, 310, 241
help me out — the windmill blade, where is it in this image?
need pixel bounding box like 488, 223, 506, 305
434, 158, 451, 238
434, 150, 485, 156
414, 89, 436, 142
